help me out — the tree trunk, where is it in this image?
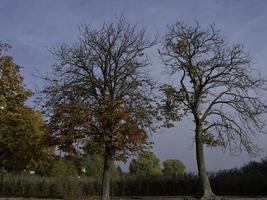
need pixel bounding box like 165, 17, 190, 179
195, 123, 217, 200
101, 155, 111, 200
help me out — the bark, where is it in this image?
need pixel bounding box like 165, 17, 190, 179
101, 155, 111, 200
195, 120, 217, 200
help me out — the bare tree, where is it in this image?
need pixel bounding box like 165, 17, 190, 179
41, 17, 157, 200
159, 22, 267, 200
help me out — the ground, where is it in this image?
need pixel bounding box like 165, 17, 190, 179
1, 197, 267, 200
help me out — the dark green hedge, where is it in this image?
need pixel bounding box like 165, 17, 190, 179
0, 174, 199, 199
1, 158, 267, 199
0, 175, 101, 199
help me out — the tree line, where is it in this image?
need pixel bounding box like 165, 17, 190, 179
29, 151, 185, 178
1, 16, 267, 200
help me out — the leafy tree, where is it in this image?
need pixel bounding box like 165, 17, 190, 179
34, 160, 53, 176
162, 159, 186, 177
84, 154, 120, 178
0, 42, 51, 172
129, 152, 161, 176
33, 148, 57, 176
159, 22, 267, 199
50, 159, 78, 177
41, 17, 157, 200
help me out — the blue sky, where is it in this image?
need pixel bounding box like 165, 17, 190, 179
1, 0, 267, 172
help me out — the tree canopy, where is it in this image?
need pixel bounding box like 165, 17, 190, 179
0, 42, 52, 172
84, 154, 120, 178
162, 159, 186, 177
129, 152, 161, 176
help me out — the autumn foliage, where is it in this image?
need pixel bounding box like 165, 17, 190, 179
0, 42, 53, 172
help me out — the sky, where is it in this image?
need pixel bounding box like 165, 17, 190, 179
1, 0, 267, 172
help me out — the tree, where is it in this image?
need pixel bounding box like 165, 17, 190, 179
0, 42, 51, 172
162, 159, 185, 177
41, 17, 157, 200
34, 159, 54, 176
84, 154, 120, 178
159, 22, 267, 199
129, 152, 161, 176
50, 159, 78, 177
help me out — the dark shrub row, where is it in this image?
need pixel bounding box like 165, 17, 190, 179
0, 174, 200, 199
1, 159, 267, 199
111, 174, 200, 196
0, 175, 101, 199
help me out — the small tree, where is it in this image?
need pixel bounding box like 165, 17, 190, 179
129, 152, 161, 176
159, 22, 267, 199
162, 159, 186, 177
84, 154, 119, 178
41, 18, 157, 200
50, 159, 78, 177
